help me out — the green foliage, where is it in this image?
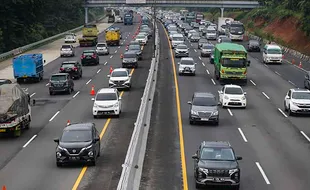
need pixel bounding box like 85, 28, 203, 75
0, 0, 104, 53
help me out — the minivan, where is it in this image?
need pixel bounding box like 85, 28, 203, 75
263, 44, 283, 64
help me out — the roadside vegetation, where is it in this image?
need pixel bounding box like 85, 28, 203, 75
0, 0, 104, 54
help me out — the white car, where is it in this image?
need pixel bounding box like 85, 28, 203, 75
263, 44, 283, 64
92, 88, 122, 118
108, 68, 132, 90
218, 84, 247, 108
169, 31, 178, 40
60, 44, 75, 57
96, 42, 109, 55
115, 16, 123, 23
178, 57, 196, 75
284, 88, 310, 116
135, 34, 147, 45
64, 34, 76, 43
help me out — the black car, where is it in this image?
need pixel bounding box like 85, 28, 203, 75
81, 50, 99, 66
304, 71, 310, 89
122, 51, 138, 68
247, 39, 261, 52
54, 123, 101, 167
0, 79, 12, 85
49, 73, 74, 95
192, 141, 242, 189
127, 44, 142, 60
59, 61, 82, 79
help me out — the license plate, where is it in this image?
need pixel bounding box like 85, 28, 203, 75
70, 157, 79, 160
23, 75, 27, 78
0, 129, 6, 132
86, 57, 91, 59
201, 118, 209, 121
213, 178, 225, 182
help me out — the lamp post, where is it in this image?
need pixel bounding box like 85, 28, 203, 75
153, 0, 156, 56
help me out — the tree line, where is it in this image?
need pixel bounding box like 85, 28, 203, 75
0, 0, 104, 53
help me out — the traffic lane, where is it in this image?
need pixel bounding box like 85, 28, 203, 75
230, 85, 310, 190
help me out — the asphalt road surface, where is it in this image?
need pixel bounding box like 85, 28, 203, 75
0, 15, 154, 190
140, 21, 310, 190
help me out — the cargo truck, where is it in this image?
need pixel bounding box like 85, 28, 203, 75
78, 24, 99, 47
0, 83, 32, 137
218, 17, 234, 34
124, 13, 133, 25
213, 43, 250, 85
105, 27, 121, 46
13, 54, 45, 83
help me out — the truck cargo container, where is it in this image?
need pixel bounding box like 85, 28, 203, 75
78, 24, 99, 47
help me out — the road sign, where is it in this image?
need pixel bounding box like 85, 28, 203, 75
126, 0, 146, 4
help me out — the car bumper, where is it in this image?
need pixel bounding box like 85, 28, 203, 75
122, 62, 138, 67
190, 39, 199, 42
206, 36, 216, 40
175, 52, 188, 57
65, 40, 76, 43
82, 59, 97, 65
223, 99, 246, 107
0, 123, 20, 134
266, 59, 282, 63
60, 52, 74, 56
189, 115, 219, 123
49, 86, 70, 92
109, 82, 131, 89
179, 69, 195, 74
290, 105, 310, 114
196, 177, 239, 186
56, 152, 95, 164
93, 107, 120, 116
248, 47, 260, 51
96, 50, 109, 55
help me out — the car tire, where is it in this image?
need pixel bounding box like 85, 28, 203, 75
233, 185, 240, 190
90, 157, 96, 166
189, 120, 194, 125
195, 182, 201, 189
49, 91, 54, 95
284, 102, 288, 111
288, 106, 293, 116
93, 115, 98, 119
56, 162, 62, 167
192, 72, 196, 76
214, 121, 219, 126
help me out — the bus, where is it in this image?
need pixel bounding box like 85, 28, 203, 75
196, 12, 204, 23
227, 21, 245, 41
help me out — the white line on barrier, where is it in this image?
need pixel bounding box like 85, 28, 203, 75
275, 71, 281, 76
300, 131, 310, 142
250, 80, 256, 86
24, 88, 28, 91
30, 93, 36, 98
206, 69, 210, 74
110, 55, 113, 59
104, 61, 107, 65
277, 108, 288, 118
49, 111, 60, 122
86, 79, 92, 85
201, 62, 205, 66
227, 108, 233, 116
23, 135, 37, 148
97, 69, 101, 73
288, 80, 296, 86
211, 79, 216, 85
256, 162, 271, 184
238, 128, 248, 142
73, 91, 80, 98
262, 92, 270, 99
45, 83, 49, 86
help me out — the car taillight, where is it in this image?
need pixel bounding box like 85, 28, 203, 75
221, 69, 225, 74
92, 54, 97, 58
81, 55, 85, 59
73, 67, 78, 71
60, 67, 64, 71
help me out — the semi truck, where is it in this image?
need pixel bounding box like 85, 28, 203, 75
0, 83, 32, 137
124, 13, 133, 25
105, 27, 121, 46
13, 54, 45, 83
213, 43, 250, 85
78, 24, 99, 47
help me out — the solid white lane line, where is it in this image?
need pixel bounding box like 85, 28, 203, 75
30, 93, 36, 98
194, 49, 197, 52
121, 42, 123, 45
198, 56, 202, 60
49, 111, 60, 122
118, 46, 121, 48
211, 79, 216, 85
202, 62, 205, 66
206, 69, 210, 74
45, 83, 49, 86
264, 64, 269, 68
73, 91, 80, 98
97, 69, 101, 73
275, 71, 281, 76
256, 162, 271, 184
238, 128, 248, 142
250, 80, 256, 86
288, 80, 296, 86
114, 50, 117, 53
24, 88, 28, 91
23, 135, 37, 148
110, 55, 113, 59
277, 108, 288, 118
104, 61, 108, 65
86, 79, 92, 85
300, 131, 310, 142
262, 92, 270, 99
227, 108, 233, 116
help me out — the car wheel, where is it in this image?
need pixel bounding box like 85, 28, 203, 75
288, 106, 293, 116
189, 120, 194, 125
214, 121, 219, 126
192, 72, 196, 76
93, 115, 98, 119
233, 185, 240, 190
90, 157, 96, 166
49, 91, 54, 95
195, 182, 201, 189
56, 162, 62, 167
284, 102, 288, 111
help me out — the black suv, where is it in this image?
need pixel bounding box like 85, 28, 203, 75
49, 73, 74, 95
81, 50, 99, 66
192, 141, 242, 189
127, 44, 142, 60
54, 123, 101, 166
59, 61, 82, 79
122, 51, 138, 68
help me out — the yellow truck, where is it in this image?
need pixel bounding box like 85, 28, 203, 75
78, 24, 99, 47
105, 27, 121, 46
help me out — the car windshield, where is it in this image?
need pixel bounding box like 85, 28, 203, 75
51, 75, 66, 81
192, 97, 217, 106
61, 45, 71, 49
96, 93, 117, 101
267, 48, 282, 54
61, 130, 92, 142
181, 60, 194, 65
97, 44, 106, 48
124, 53, 136, 58
207, 30, 216, 34
112, 71, 128, 77
65, 35, 73, 39
129, 45, 140, 50
292, 92, 310, 99
61, 63, 75, 68
225, 87, 243, 95
200, 147, 235, 161
170, 31, 178, 35
222, 58, 246, 68
172, 37, 183, 41
177, 45, 187, 49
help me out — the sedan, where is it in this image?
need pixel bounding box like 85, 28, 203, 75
247, 40, 261, 52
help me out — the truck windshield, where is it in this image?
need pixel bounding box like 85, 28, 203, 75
267, 49, 282, 54
230, 27, 244, 34
222, 58, 246, 68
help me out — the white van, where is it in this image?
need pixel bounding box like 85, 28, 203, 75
263, 44, 283, 64
206, 26, 217, 40
171, 34, 184, 49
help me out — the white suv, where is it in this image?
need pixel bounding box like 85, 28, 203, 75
178, 57, 196, 76
108, 68, 132, 90
219, 84, 247, 108
284, 88, 310, 116
92, 88, 122, 118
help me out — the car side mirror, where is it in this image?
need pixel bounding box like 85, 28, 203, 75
54, 138, 59, 143
91, 98, 95, 101
285, 95, 290, 99
192, 154, 198, 159
195, 63, 197, 65
44, 60, 46, 63
119, 97, 122, 100
219, 91, 223, 94
236, 156, 242, 160
107, 75, 110, 78
94, 137, 100, 142
217, 102, 221, 106
129, 74, 132, 77
244, 92, 247, 95
187, 101, 192, 104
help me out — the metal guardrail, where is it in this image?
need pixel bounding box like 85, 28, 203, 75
0, 15, 107, 62
116, 23, 160, 190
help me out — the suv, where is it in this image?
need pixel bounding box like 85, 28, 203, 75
96, 42, 109, 55
178, 57, 196, 75
64, 33, 76, 43
189, 33, 201, 42
122, 51, 138, 68
81, 50, 99, 66
201, 44, 214, 57
53, 123, 100, 167
247, 40, 261, 52
49, 73, 74, 95
218, 84, 247, 108
108, 68, 132, 90
188, 92, 219, 125
127, 44, 142, 60
304, 71, 310, 89
60, 44, 75, 57
175, 44, 189, 58
92, 88, 122, 118
192, 141, 242, 189
59, 61, 82, 79
284, 88, 310, 115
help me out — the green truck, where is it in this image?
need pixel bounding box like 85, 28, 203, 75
213, 43, 250, 85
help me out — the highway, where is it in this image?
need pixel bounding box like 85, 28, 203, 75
0, 15, 154, 190
140, 21, 310, 190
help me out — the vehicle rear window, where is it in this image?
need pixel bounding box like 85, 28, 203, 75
97, 44, 106, 47
129, 45, 140, 50
96, 93, 117, 101
65, 35, 73, 39
225, 87, 243, 95
83, 52, 94, 56
193, 97, 216, 106
124, 53, 136, 58
200, 147, 235, 161
62, 45, 71, 49
51, 75, 66, 81
61, 63, 75, 68
61, 130, 92, 142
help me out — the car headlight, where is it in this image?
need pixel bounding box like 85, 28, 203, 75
291, 102, 298, 106
198, 168, 209, 173
85, 145, 93, 149
191, 110, 198, 115
113, 103, 119, 108
109, 80, 114, 84
211, 111, 218, 116
124, 79, 130, 84
241, 96, 246, 100
224, 95, 229, 100
57, 145, 66, 151
93, 103, 99, 108
229, 168, 239, 175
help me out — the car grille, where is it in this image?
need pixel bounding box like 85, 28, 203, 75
67, 148, 82, 154
297, 104, 310, 108
226, 71, 243, 75
198, 111, 212, 118
208, 169, 230, 177
99, 104, 113, 108
53, 83, 64, 87
113, 80, 125, 85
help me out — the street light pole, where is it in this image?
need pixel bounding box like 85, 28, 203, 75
153, 0, 156, 55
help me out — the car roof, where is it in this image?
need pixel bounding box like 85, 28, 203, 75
193, 92, 215, 98
181, 57, 194, 61
265, 44, 281, 49
224, 84, 242, 88
290, 88, 310, 92
201, 141, 231, 148
65, 123, 93, 131
97, 88, 117, 94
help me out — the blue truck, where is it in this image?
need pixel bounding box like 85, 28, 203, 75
124, 13, 133, 25
13, 54, 45, 83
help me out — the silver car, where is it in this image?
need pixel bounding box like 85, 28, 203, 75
175, 44, 189, 58
96, 43, 109, 55
60, 44, 75, 57
201, 44, 214, 57
189, 33, 201, 42
178, 57, 196, 75
122, 51, 138, 68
